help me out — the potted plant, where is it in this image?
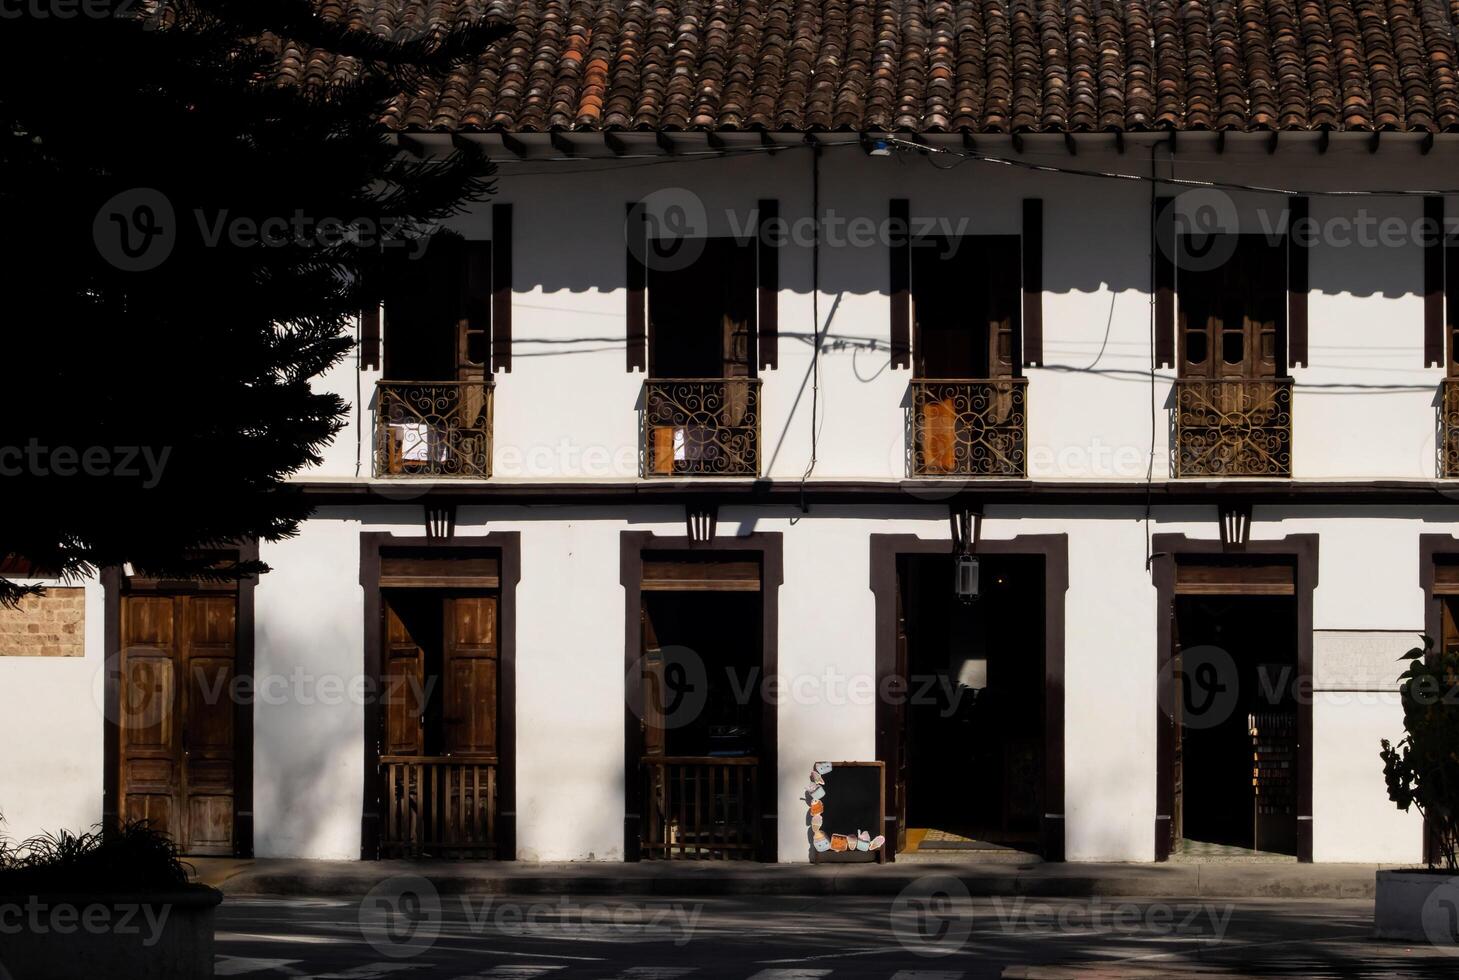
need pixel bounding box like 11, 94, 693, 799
1376, 637, 1459, 944
0, 819, 221, 979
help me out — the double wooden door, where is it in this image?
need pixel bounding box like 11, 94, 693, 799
119, 593, 238, 855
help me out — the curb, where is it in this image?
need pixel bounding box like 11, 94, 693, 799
218, 863, 1382, 900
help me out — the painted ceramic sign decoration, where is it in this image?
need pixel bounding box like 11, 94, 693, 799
806, 761, 884, 855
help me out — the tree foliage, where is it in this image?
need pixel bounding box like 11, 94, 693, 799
1380, 636, 1459, 871
0, 0, 501, 603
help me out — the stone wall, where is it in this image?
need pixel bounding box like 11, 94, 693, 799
0, 588, 85, 656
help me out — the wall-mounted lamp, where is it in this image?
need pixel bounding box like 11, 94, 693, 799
954, 553, 980, 603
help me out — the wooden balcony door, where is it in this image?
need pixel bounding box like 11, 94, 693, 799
119, 593, 238, 855
381, 591, 501, 858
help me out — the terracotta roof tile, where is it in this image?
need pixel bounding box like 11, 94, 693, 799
293, 0, 1459, 132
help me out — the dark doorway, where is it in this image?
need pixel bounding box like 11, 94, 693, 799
896, 554, 1046, 856
379, 588, 502, 859
1172, 594, 1299, 857
637, 571, 765, 860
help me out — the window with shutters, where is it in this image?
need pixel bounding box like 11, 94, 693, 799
641, 238, 761, 477
375, 236, 494, 478
1173, 235, 1293, 477
908, 236, 1027, 477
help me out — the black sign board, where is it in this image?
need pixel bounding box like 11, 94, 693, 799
806, 760, 886, 863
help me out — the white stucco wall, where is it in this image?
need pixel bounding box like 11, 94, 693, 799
0, 577, 105, 844
240, 506, 1434, 864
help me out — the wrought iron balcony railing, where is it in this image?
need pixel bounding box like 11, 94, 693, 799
909, 379, 1028, 477
1442, 380, 1459, 478
642, 378, 761, 477
1173, 378, 1292, 478
374, 381, 493, 478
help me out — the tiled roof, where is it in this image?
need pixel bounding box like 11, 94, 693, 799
275, 0, 1459, 133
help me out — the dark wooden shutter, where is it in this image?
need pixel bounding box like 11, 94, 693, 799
461, 241, 491, 381
1426, 195, 1445, 368
890, 199, 911, 369
1021, 198, 1043, 367
1154, 196, 1175, 368
1288, 196, 1309, 368
360, 303, 381, 370
1448, 235, 1459, 378
627, 202, 647, 372
491, 204, 513, 373
757, 199, 779, 370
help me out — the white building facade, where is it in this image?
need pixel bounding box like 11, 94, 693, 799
7, 129, 1459, 866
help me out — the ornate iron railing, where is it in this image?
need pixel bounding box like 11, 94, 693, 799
1442, 380, 1459, 478
641, 756, 759, 860
374, 381, 493, 478
1174, 379, 1292, 477
909, 379, 1028, 477
381, 755, 498, 858
642, 379, 761, 477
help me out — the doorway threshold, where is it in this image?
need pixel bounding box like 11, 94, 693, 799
1168, 838, 1297, 864
899, 827, 1043, 865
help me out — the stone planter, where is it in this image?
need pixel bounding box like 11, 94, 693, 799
1374, 869, 1459, 945
0, 884, 220, 980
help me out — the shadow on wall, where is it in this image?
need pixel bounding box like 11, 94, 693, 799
471, 142, 1426, 302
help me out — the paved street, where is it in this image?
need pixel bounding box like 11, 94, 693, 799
214, 893, 1455, 979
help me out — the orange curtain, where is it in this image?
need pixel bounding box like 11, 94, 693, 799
922, 399, 956, 473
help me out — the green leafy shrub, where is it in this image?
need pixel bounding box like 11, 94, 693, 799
0, 820, 192, 893
1380, 636, 1459, 872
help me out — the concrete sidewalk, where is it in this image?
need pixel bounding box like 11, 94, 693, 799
194, 857, 1396, 899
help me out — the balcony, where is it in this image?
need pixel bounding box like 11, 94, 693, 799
909, 379, 1028, 477
1443, 380, 1459, 478
642, 378, 761, 477
1173, 379, 1292, 478
374, 381, 493, 478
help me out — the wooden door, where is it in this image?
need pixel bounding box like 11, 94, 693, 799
443, 595, 499, 757
383, 598, 427, 757
120, 593, 237, 855
1178, 236, 1284, 383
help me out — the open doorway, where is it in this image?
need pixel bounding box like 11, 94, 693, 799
1171, 593, 1298, 860
629, 550, 774, 861
894, 554, 1047, 859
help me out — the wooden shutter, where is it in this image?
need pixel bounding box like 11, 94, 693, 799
627, 202, 647, 372
360, 303, 381, 370
443, 596, 498, 757
460, 241, 491, 382
383, 599, 426, 756
1433, 561, 1459, 595
1287, 197, 1309, 368
1426, 196, 1445, 368
757, 199, 779, 370
1154, 196, 1175, 368
640, 604, 666, 757
1021, 198, 1043, 367
890, 199, 911, 369
1448, 236, 1459, 378
491, 204, 513, 373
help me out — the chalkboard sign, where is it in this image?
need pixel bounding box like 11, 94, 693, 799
805, 760, 886, 863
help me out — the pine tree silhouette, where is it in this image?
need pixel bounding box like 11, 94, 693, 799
0, 1, 504, 602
